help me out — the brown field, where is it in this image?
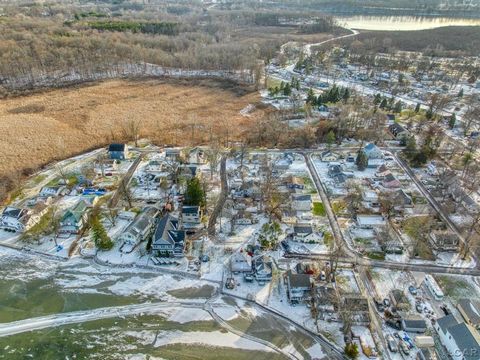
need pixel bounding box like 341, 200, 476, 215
0, 78, 265, 179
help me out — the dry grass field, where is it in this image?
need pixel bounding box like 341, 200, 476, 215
0, 78, 265, 179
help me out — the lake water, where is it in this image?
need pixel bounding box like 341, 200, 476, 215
336, 15, 480, 31
0, 248, 326, 359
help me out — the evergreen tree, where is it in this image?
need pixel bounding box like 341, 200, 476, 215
355, 150, 368, 171
449, 114, 456, 129
184, 177, 205, 207
405, 136, 417, 158
306, 88, 316, 104
458, 88, 464, 97
90, 215, 113, 250
379, 98, 388, 109
393, 100, 403, 113
373, 93, 382, 105
283, 83, 291, 96
326, 130, 335, 148
414, 103, 421, 113
426, 107, 433, 120
345, 343, 359, 359
342, 88, 350, 103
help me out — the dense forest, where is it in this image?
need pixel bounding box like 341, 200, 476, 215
341, 26, 480, 56
0, 1, 339, 94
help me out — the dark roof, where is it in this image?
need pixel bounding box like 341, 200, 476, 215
458, 299, 480, 325
389, 122, 406, 134
182, 206, 199, 215
294, 225, 313, 235
385, 173, 397, 183
2, 207, 24, 219
403, 318, 427, 329
293, 194, 311, 202
153, 214, 185, 248
448, 322, 480, 360
286, 271, 311, 289
108, 143, 126, 152
437, 314, 459, 334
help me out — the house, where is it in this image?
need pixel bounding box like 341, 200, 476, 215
328, 163, 343, 177
394, 189, 413, 208
230, 251, 251, 273
285, 270, 312, 303
108, 143, 128, 160
386, 114, 396, 124
343, 294, 370, 324
151, 214, 185, 257
118, 213, 155, 253
416, 348, 439, 360
364, 143, 384, 160
451, 186, 479, 212
383, 173, 401, 188
0, 206, 47, 233
146, 160, 162, 172
314, 285, 337, 313
457, 299, 480, 330
285, 175, 305, 190
165, 148, 182, 160
362, 190, 379, 207
389, 123, 409, 139
320, 150, 340, 162
356, 215, 386, 229
182, 206, 202, 225
188, 147, 206, 165
435, 315, 480, 360
291, 225, 322, 243
252, 254, 273, 282
390, 289, 410, 311
402, 317, 427, 333
39, 186, 65, 198
429, 230, 459, 252
292, 194, 312, 211
367, 158, 384, 169
59, 200, 89, 234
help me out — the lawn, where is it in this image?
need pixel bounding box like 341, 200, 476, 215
435, 275, 479, 299
312, 202, 326, 216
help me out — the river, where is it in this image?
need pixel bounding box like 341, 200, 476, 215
0, 248, 329, 359
336, 15, 480, 31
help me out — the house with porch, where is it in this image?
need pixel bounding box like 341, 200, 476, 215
59, 200, 89, 235
151, 214, 186, 257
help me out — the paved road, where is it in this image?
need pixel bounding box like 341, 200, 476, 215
302, 151, 480, 275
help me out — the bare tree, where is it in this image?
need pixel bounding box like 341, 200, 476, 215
460, 211, 480, 260
121, 118, 142, 147
118, 178, 133, 208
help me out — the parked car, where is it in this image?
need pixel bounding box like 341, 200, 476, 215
408, 285, 418, 295
416, 304, 423, 313
386, 335, 398, 353
383, 298, 391, 307
400, 342, 410, 355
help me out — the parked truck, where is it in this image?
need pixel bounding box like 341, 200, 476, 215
415, 335, 435, 348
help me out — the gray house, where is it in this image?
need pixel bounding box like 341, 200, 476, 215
151, 214, 185, 257
285, 270, 312, 303
252, 254, 273, 282
118, 213, 155, 253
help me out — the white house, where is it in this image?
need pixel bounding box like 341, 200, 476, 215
230, 251, 251, 273
182, 206, 202, 225
292, 194, 312, 211
118, 213, 155, 253
435, 315, 480, 360
320, 150, 340, 162
356, 215, 386, 229
188, 147, 207, 165
1, 205, 48, 233
39, 186, 66, 198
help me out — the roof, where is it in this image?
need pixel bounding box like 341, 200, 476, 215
182, 206, 199, 215
124, 213, 153, 238
62, 200, 88, 222
448, 322, 480, 360
153, 214, 185, 248
286, 271, 311, 289
2, 207, 25, 219
294, 225, 313, 235
437, 314, 459, 334
108, 143, 126, 152
293, 194, 311, 202
389, 122, 406, 133
403, 318, 427, 329
458, 299, 480, 325
357, 215, 385, 226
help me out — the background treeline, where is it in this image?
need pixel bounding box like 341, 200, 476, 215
342, 27, 480, 57
0, 1, 339, 93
